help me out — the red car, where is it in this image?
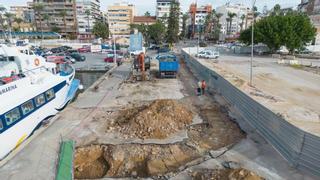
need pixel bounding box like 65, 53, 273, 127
78, 46, 91, 53
104, 56, 122, 63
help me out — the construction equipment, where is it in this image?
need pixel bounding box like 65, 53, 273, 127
131, 52, 151, 81
156, 54, 179, 78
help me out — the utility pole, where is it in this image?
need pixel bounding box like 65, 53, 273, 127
250, 0, 256, 86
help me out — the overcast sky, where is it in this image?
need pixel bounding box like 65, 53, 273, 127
0, 0, 301, 15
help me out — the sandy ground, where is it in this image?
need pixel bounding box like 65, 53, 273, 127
187, 48, 320, 136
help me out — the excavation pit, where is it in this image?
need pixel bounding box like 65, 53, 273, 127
74, 143, 199, 179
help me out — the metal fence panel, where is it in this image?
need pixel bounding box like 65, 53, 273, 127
182, 50, 320, 177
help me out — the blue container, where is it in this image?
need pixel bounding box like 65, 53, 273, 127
156, 54, 179, 78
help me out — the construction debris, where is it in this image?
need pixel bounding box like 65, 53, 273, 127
190, 168, 264, 180
114, 99, 194, 139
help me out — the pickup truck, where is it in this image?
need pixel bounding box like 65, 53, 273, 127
156, 54, 179, 78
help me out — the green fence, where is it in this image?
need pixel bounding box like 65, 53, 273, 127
56, 140, 74, 180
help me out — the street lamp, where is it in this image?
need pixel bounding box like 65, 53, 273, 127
111, 23, 117, 67
250, 0, 257, 86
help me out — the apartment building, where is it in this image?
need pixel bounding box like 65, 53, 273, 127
156, 0, 182, 33
10, 4, 34, 23
33, 0, 78, 38
298, 0, 320, 44
107, 2, 135, 36
76, 0, 101, 40
188, 3, 212, 38
133, 16, 157, 25
216, 3, 252, 37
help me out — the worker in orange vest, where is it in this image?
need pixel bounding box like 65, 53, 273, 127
201, 80, 206, 95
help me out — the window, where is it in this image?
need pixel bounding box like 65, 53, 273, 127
21, 100, 34, 115
5, 108, 21, 125
45, 89, 55, 101
0, 120, 3, 130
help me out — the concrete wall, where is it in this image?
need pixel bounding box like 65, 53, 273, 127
182, 48, 320, 177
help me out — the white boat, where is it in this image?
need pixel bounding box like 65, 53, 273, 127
0, 44, 80, 160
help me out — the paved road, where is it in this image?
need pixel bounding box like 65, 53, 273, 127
0, 63, 131, 180
73, 53, 113, 70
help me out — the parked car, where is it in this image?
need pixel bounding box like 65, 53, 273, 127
78, 46, 91, 53
199, 41, 207, 47
64, 56, 76, 64
203, 51, 219, 59
104, 54, 122, 63
158, 47, 170, 53
70, 53, 86, 61
196, 50, 210, 58
196, 50, 219, 59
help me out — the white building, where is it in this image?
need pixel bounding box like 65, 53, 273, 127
216, 3, 251, 36
156, 0, 182, 33
76, 0, 101, 40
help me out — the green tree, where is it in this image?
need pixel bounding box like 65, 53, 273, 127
144, 11, 151, 17
33, 3, 44, 37
42, 14, 50, 30
166, 1, 180, 44
149, 21, 166, 45
239, 12, 316, 54
240, 14, 246, 32
59, 10, 67, 37
92, 21, 109, 39
14, 17, 23, 31
227, 12, 237, 35
51, 26, 60, 33
180, 13, 188, 39
0, 7, 7, 33
272, 4, 282, 16
85, 9, 91, 32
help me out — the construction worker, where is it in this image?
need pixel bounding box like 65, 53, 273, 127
197, 81, 202, 96
201, 80, 206, 95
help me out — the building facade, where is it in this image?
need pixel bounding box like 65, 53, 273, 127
188, 3, 212, 38
133, 16, 157, 25
107, 2, 135, 36
76, 0, 101, 40
298, 0, 320, 44
33, 0, 78, 38
10, 5, 35, 32
216, 3, 252, 39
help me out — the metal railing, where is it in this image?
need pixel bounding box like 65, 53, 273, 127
182, 49, 320, 177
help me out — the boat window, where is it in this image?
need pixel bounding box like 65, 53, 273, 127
5, 108, 21, 125
8, 56, 15, 61
35, 94, 46, 107
0, 120, 3, 130
45, 89, 55, 101
21, 100, 34, 115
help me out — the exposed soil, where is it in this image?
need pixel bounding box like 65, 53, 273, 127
74, 143, 199, 179
73, 56, 247, 179
191, 168, 264, 180
113, 99, 194, 139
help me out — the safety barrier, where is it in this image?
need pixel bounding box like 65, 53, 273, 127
181, 49, 320, 177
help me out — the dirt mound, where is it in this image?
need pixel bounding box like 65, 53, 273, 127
115, 99, 194, 139
191, 168, 264, 180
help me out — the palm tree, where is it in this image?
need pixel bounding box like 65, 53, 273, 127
227, 12, 237, 35
59, 10, 67, 37
85, 9, 90, 32
14, 17, 23, 32
240, 14, 246, 32
215, 13, 223, 31
0, 7, 6, 30
144, 11, 151, 17
43, 14, 50, 30
4, 12, 15, 40
33, 3, 44, 39
226, 17, 230, 35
